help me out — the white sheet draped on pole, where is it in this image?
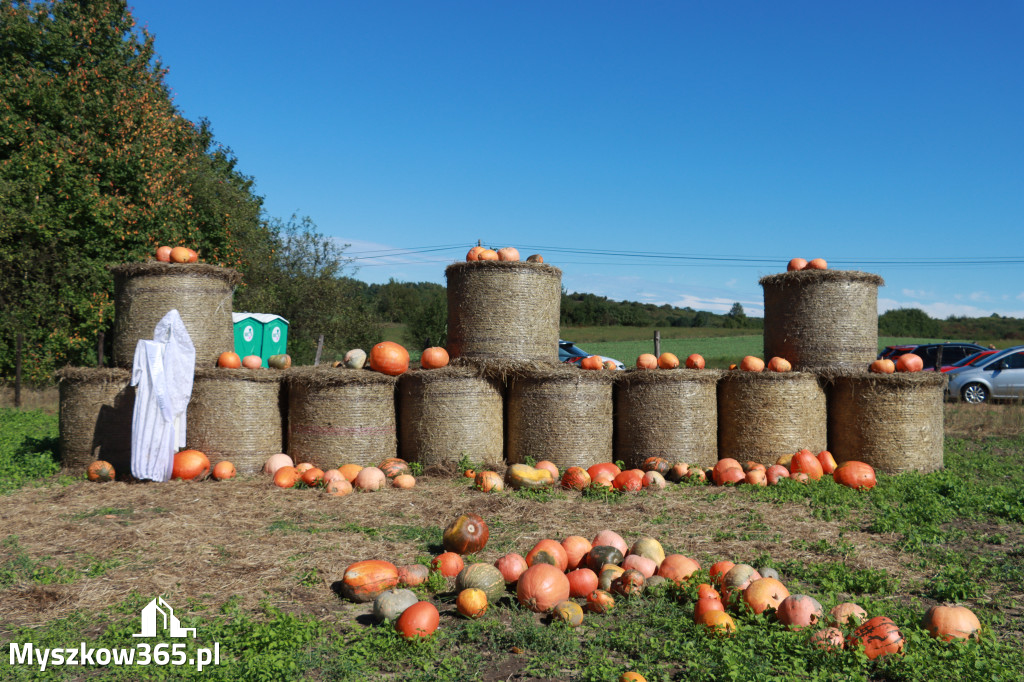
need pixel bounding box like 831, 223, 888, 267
130, 309, 196, 482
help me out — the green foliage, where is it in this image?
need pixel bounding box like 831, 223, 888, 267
0, 408, 59, 493
879, 308, 942, 337
560, 291, 763, 329
403, 287, 447, 351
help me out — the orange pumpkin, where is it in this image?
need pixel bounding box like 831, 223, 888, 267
340, 559, 400, 602
697, 583, 720, 600
870, 358, 896, 374
295, 462, 315, 474
273, 466, 299, 488
745, 469, 767, 486
613, 469, 644, 492
766, 356, 792, 372
787, 258, 808, 271
921, 604, 981, 641
775, 594, 823, 630
186, 248, 199, 262
324, 478, 353, 496
658, 352, 680, 369
353, 467, 387, 491
217, 351, 242, 369
170, 246, 191, 263
432, 552, 464, 577
896, 353, 923, 372
743, 577, 790, 615
496, 247, 520, 261
833, 461, 876, 490
699, 610, 736, 635
526, 539, 569, 571
666, 461, 690, 481
716, 467, 745, 486
567, 568, 600, 598
420, 347, 449, 369
685, 354, 705, 369
561, 536, 592, 570
816, 450, 838, 474
790, 451, 824, 481
693, 596, 726, 623
585, 589, 616, 614
392, 474, 416, 488
526, 254, 544, 263
474, 470, 504, 492
478, 248, 499, 261
553, 600, 584, 628
155, 245, 172, 262
172, 450, 210, 481
494, 553, 529, 584
740, 356, 765, 372
560, 466, 591, 491
379, 457, 411, 479
338, 463, 363, 482
443, 513, 490, 555
587, 462, 621, 481
636, 353, 658, 369
87, 460, 115, 482
300, 467, 324, 486
657, 555, 699, 584
517, 563, 570, 613
369, 341, 410, 376
456, 588, 488, 619
806, 258, 827, 270
212, 461, 236, 481
765, 464, 790, 485
848, 616, 904, 659
395, 601, 439, 639
580, 355, 604, 370
466, 246, 485, 261
709, 560, 735, 586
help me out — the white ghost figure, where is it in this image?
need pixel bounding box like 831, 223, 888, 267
130, 309, 196, 482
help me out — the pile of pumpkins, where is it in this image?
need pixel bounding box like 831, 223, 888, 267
85, 449, 233, 483
334, 341, 449, 375
480, 450, 877, 496
263, 454, 417, 494
340, 512, 983, 655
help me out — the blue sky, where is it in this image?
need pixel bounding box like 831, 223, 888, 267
130, 1, 1023, 317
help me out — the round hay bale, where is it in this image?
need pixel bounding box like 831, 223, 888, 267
507, 367, 614, 470
286, 367, 398, 469
111, 262, 241, 370
446, 261, 562, 363
57, 367, 134, 475
397, 366, 504, 467
186, 368, 286, 474
825, 371, 946, 474
718, 371, 827, 466
760, 270, 885, 371
614, 369, 722, 469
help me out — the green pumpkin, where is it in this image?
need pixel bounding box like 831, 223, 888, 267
455, 563, 506, 604
586, 545, 624, 573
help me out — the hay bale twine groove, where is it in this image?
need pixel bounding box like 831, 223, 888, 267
397, 366, 504, 467
614, 369, 722, 470
286, 367, 398, 470
507, 367, 614, 470
760, 270, 884, 372
446, 261, 562, 363
57, 367, 134, 475
718, 371, 827, 466
825, 371, 946, 474
111, 262, 241, 370
186, 368, 286, 475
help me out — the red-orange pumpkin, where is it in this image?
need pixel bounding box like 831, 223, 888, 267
212, 461, 236, 481
775, 594, 823, 630
496, 246, 520, 261
172, 450, 210, 481
697, 583, 720, 600
816, 450, 837, 474
494, 553, 529, 584
658, 352, 680, 369
613, 469, 643, 492
585, 589, 616, 614
766, 356, 792, 372
561, 536, 592, 570
806, 258, 827, 270
560, 467, 592, 491
636, 353, 658, 369
395, 601, 439, 639
341, 560, 400, 602
567, 568, 599, 598
87, 460, 116, 482
580, 355, 604, 370
217, 351, 242, 369
466, 246, 485, 261
765, 464, 790, 485
812, 627, 846, 651
743, 577, 790, 615
740, 356, 765, 372
474, 470, 504, 492
693, 596, 726, 623
420, 347, 449, 369
526, 539, 569, 571
431, 552, 464, 577
848, 616, 904, 659
155, 245, 173, 262
833, 461, 877, 491
641, 457, 671, 475
443, 513, 489, 555
587, 462, 621, 481
658, 554, 700, 584
709, 560, 735, 586
790, 451, 824, 481
717, 467, 745, 486
516, 563, 570, 613
787, 258, 808, 271
870, 358, 896, 374
300, 467, 325, 486
712, 458, 742, 485
686, 354, 705, 369
921, 604, 982, 641
896, 353, 923, 372
477, 248, 499, 261
369, 341, 410, 376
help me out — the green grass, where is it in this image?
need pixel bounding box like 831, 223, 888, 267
0, 408, 60, 493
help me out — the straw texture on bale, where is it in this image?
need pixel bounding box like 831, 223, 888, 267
286, 367, 397, 469
824, 371, 946, 474
57, 368, 134, 474
614, 369, 722, 469
397, 366, 504, 466
111, 263, 241, 370
186, 368, 286, 474
446, 261, 562, 363
507, 367, 615, 470
760, 270, 885, 371
718, 371, 827, 465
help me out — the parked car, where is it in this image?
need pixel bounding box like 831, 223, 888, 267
878, 342, 988, 371
939, 349, 998, 373
945, 346, 1024, 403
559, 339, 625, 370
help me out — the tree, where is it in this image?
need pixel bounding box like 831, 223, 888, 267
878, 308, 940, 337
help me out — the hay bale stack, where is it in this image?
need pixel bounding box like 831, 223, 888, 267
111, 262, 241, 370
718, 371, 827, 465
286, 367, 397, 470
615, 369, 722, 469
397, 366, 504, 467
825, 371, 946, 474
507, 367, 614, 470
186, 368, 286, 474
57, 368, 134, 475
446, 261, 562, 363
760, 270, 884, 371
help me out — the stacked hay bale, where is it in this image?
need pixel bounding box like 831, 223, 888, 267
57, 368, 134, 476
507, 366, 614, 470
186, 368, 287, 474
824, 371, 946, 474
398, 366, 504, 468
110, 262, 241, 369
286, 367, 397, 470
718, 371, 827, 466
615, 369, 722, 469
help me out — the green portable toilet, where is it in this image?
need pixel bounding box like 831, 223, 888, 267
232, 313, 289, 368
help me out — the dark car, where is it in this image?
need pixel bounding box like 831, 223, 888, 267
558, 340, 625, 370
878, 342, 988, 371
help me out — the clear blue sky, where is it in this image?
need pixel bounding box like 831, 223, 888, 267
130, 0, 1023, 318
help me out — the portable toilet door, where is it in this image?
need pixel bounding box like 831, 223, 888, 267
232, 313, 288, 367
261, 316, 288, 361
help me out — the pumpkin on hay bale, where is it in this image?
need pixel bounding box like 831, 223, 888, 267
110, 262, 240, 369
760, 270, 884, 372
186, 368, 286, 475
397, 366, 504, 467
718, 371, 827, 466
57, 367, 134, 476
822, 369, 946, 474
614, 369, 722, 470
286, 366, 398, 470
445, 260, 562, 363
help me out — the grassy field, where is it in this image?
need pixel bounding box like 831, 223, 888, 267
1, 404, 1023, 680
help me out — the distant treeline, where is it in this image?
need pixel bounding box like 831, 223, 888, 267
878, 307, 1024, 341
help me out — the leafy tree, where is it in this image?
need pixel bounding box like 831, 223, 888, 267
878, 308, 940, 337
404, 288, 447, 351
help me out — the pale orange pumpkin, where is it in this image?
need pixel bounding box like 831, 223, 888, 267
636, 353, 658, 369
172, 450, 210, 481
516, 563, 570, 613
155, 245, 173, 262
830, 602, 867, 627
264, 453, 293, 475
561, 536, 592, 570
494, 553, 529, 584
496, 247, 520, 261
806, 258, 827, 270
369, 341, 409, 376
392, 474, 416, 489
740, 356, 765, 372
580, 355, 604, 370
324, 478, 353, 496
685, 354, 705, 369
353, 466, 387, 491
766, 356, 792, 372
420, 347, 449, 369
170, 246, 191, 263
242, 355, 262, 369
477, 249, 499, 261
896, 353, 923, 372
787, 258, 807, 271
870, 358, 896, 374
534, 460, 559, 480
921, 604, 981, 641
658, 352, 680, 369
743, 577, 790, 615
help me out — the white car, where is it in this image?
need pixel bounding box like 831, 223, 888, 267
945, 346, 1024, 403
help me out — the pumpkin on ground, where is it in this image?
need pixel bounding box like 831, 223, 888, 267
534, 460, 559, 480
561, 467, 592, 491
561, 536, 592, 571
87, 460, 115, 482
172, 449, 210, 481
812, 627, 845, 651
641, 457, 671, 475
273, 467, 299, 488
431, 552, 464, 577
212, 461, 236, 481
517, 563, 570, 613
694, 596, 726, 623
340, 560, 400, 602
622, 554, 657, 579
474, 470, 504, 492
526, 539, 569, 571
598, 565, 626, 592
369, 341, 410, 376
830, 602, 868, 626
504, 463, 554, 490
585, 589, 616, 613
395, 601, 440, 639
443, 513, 490, 555
456, 588, 488, 619
338, 463, 363, 482
392, 474, 415, 489
552, 600, 584, 627
353, 467, 387, 491
378, 457, 411, 479
397, 564, 429, 587
495, 553, 529, 584
455, 563, 506, 604
300, 467, 324, 486
324, 478, 353, 496
587, 545, 624, 573
699, 610, 736, 635
567, 568, 600, 598
789, 450, 824, 481
743, 577, 790, 615
833, 461, 877, 491
372, 589, 419, 623
848, 616, 904, 659
658, 555, 699, 584
709, 560, 735, 586
921, 604, 982, 641
263, 453, 293, 475
697, 583, 720, 600
610, 569, 646, 598
775, 594, 823, 630
817, 450, 838, 474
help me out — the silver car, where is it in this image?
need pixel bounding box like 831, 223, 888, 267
945, 346, 1024, 403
